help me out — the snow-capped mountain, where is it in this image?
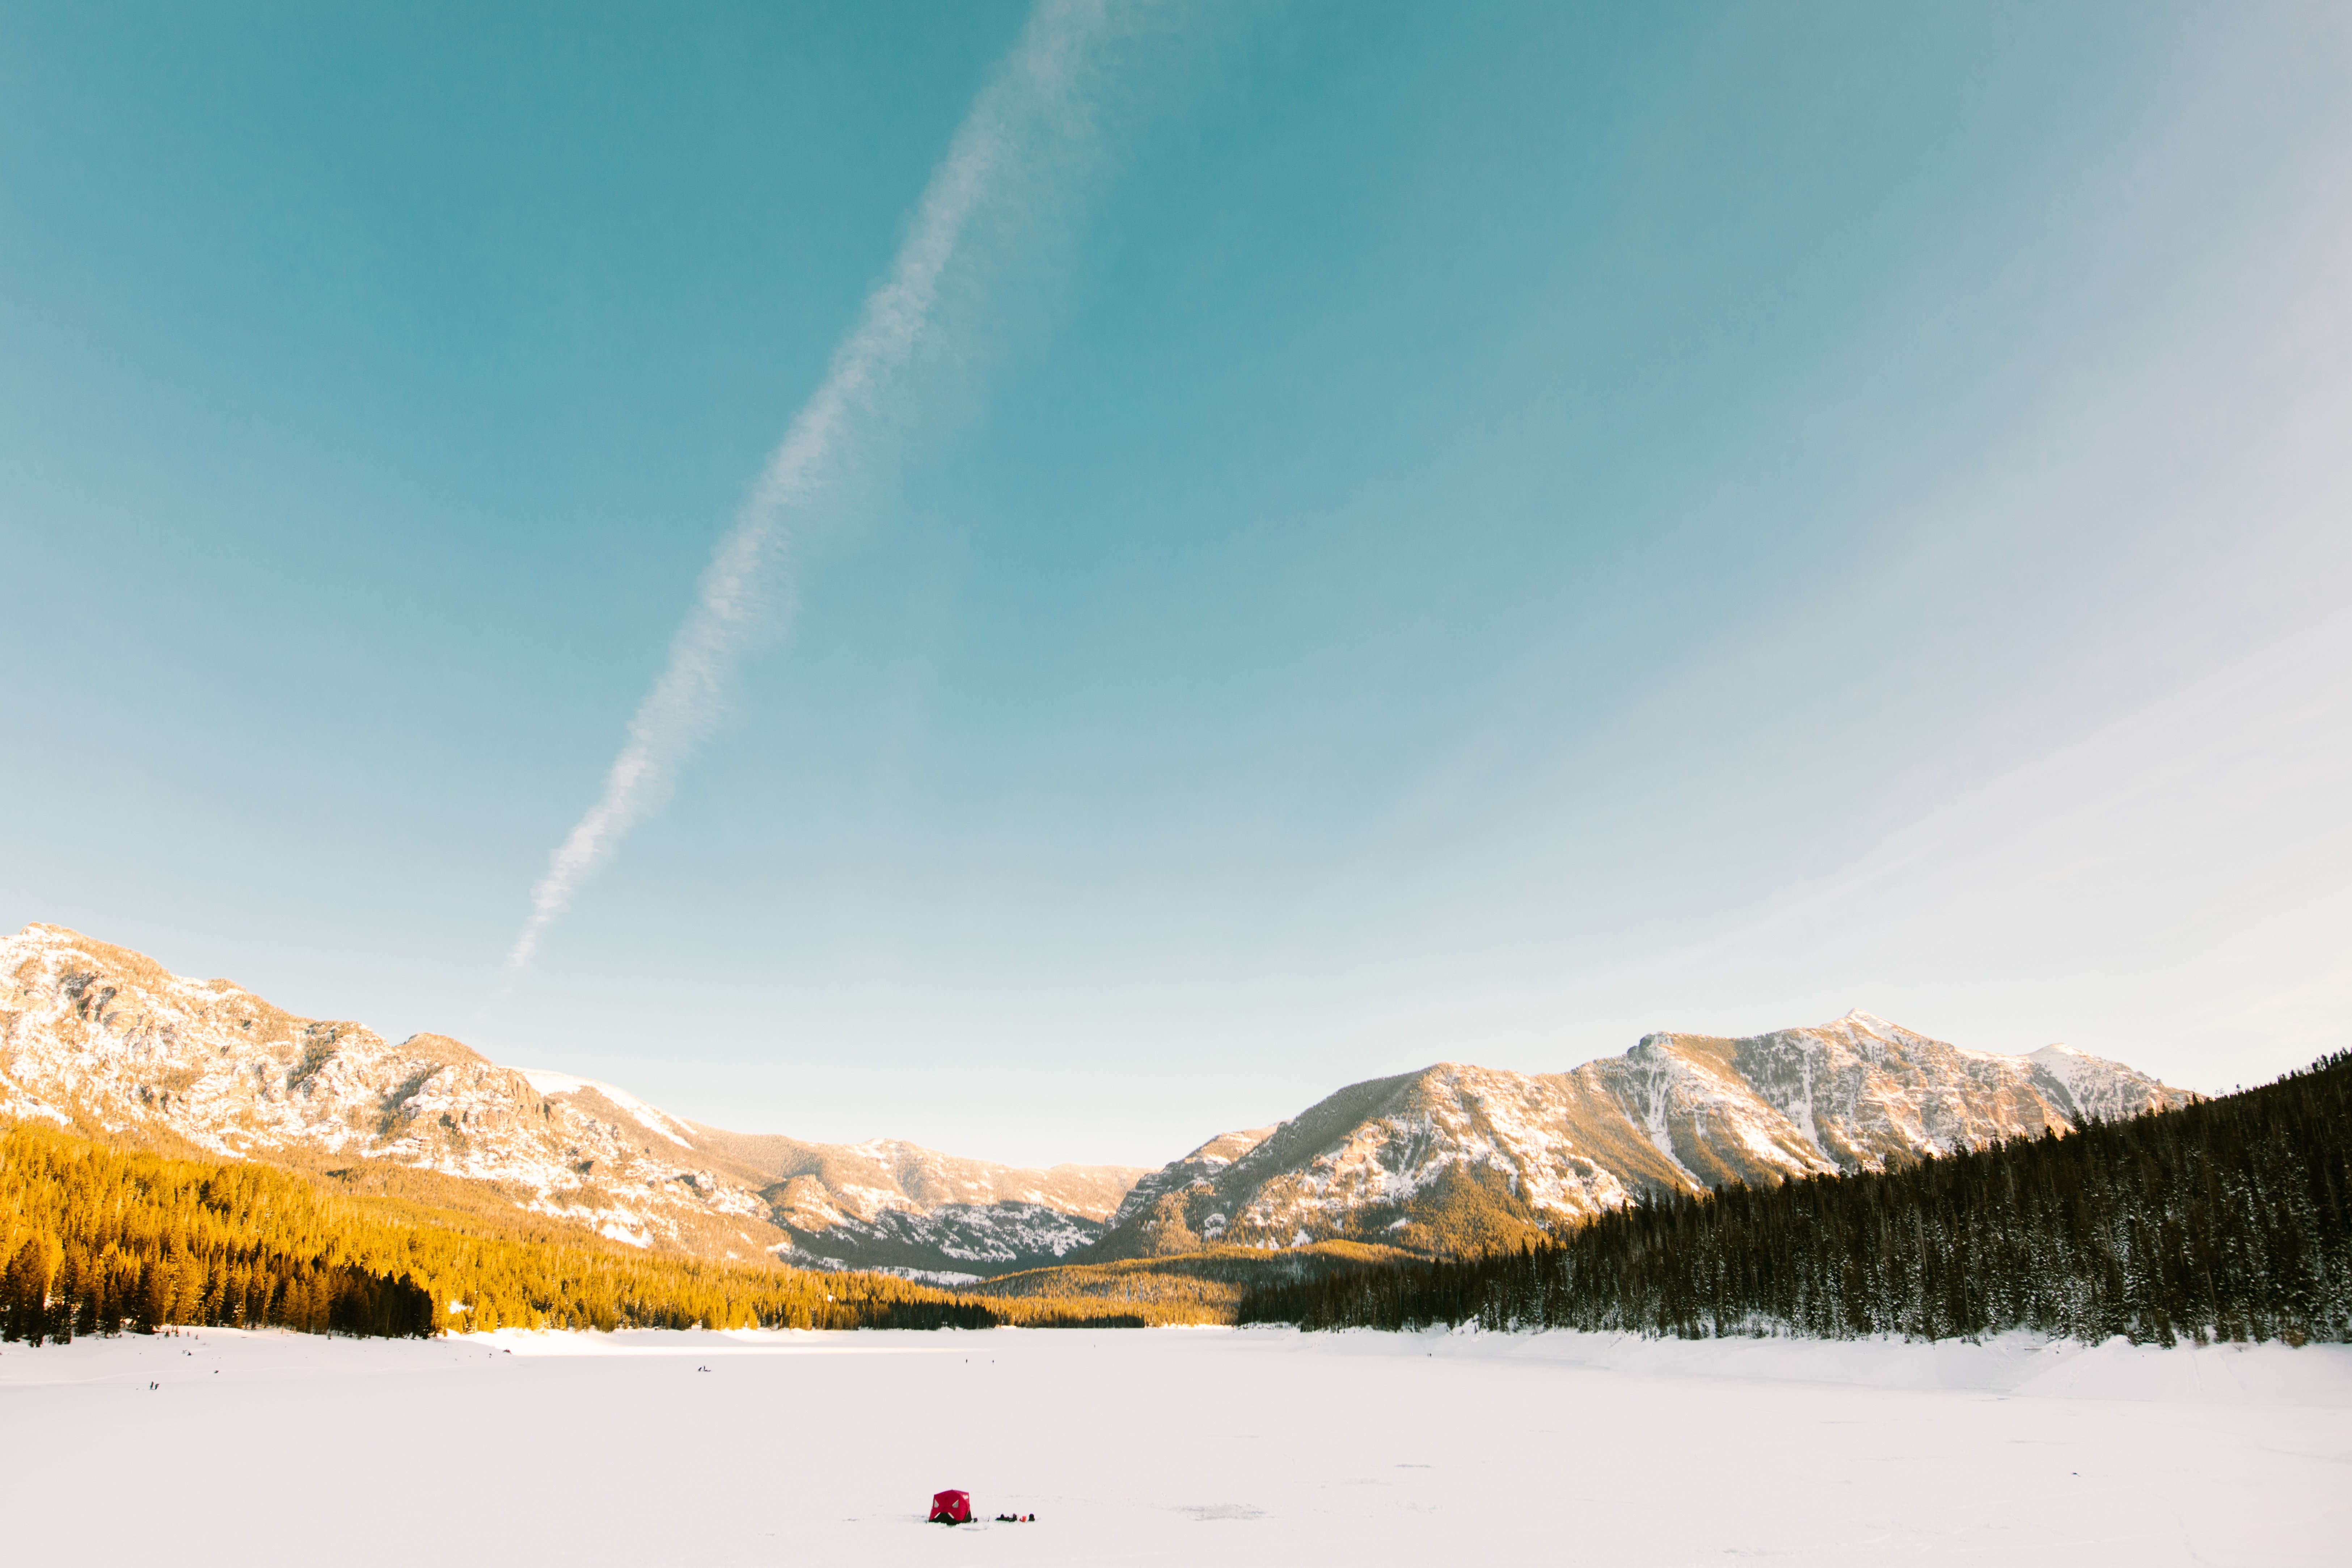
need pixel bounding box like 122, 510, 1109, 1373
1082, 1013, 2195, 1260
3, 923, 2197, 1274
0, 924, 1140, 1274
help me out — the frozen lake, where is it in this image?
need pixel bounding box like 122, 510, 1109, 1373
4, 1324, 2345, 1564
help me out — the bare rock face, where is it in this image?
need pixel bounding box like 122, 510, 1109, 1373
1082, 1011, 2194, 1261
0, 924, 1143, 1273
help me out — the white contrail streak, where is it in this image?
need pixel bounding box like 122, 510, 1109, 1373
509, 0, 1140, 972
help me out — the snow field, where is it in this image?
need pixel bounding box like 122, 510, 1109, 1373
3, 1325, 2345, 1565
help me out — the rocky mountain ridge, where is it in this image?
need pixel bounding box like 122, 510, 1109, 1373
0, 924, 1140, 1276
3, 923, 2196, 1279
1081, 1013, 2195, 1260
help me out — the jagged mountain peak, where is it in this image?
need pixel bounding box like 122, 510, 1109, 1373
1, 923, 1145, 1277
1641, 1011, 1933, 1057
4, 922, 2197, 1279
1081, 1016, 2193, 1263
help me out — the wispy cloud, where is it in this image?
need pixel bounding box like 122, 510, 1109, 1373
508, 0, 1157, 972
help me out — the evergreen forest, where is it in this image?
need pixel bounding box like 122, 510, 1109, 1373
1237, 1053, 2352, 1345
16, 1053, 2348, 1347
0, 1123, 1153, 1344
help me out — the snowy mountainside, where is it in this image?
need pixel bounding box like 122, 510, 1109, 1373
781, 1202, 1110, 1283
1092, 1124, 1281, 1254
688, 1127, 1141, 1275
1082, 1011, 2194, 1260
3, 924, 2197, 1274
0, 924, 1141, 1274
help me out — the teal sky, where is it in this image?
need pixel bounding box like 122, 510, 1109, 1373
5, 2, 2348, 1166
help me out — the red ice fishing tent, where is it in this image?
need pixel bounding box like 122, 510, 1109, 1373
929, 1490, 973, 1525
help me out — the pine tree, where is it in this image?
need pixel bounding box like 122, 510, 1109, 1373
1240, 1052, 2352, 1343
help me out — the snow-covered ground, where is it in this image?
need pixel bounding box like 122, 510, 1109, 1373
3, 1325, 2344, 1564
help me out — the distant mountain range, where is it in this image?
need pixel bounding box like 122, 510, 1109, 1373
1080, 1016, 2192, 1261
0, 923, 2193, 1279
0, 924, 1139, 1278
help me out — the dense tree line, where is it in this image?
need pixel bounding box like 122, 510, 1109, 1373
1238, 1053, 2352, 1345
972, 1240, 1411, 1323
0, 1123, 1122, 1343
